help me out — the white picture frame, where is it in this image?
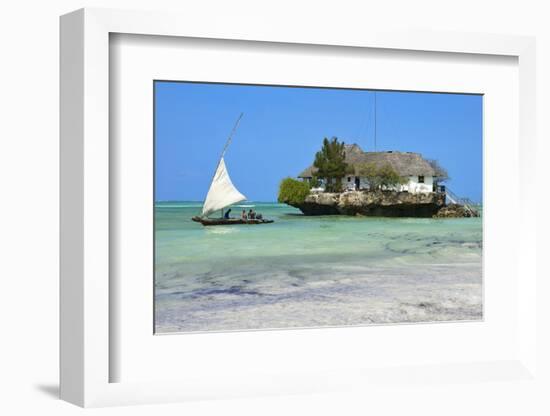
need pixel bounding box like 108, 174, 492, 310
60, 7, 538, 408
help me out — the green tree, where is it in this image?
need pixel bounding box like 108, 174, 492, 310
377, 163, 407, 188
357, 162, 407, 190
310, 176, 321, 188
357, 162, 381, 189
278, 177, 311, 205
313, 137, 349, 192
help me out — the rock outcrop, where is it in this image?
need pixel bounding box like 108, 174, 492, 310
432, 203, 478, 218
287, 190, 447, 217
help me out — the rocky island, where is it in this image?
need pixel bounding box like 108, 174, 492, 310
287, 189, 446, 217
279, 139, 479, 218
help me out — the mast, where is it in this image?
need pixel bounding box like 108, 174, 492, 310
220, 112, 244, 160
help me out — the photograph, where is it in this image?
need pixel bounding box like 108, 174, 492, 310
154, 81, 483, 333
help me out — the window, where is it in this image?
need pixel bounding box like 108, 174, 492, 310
347, 176, 351, 182
418, 175, 425, 183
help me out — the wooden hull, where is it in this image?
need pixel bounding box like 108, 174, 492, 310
192, 216, 274, 226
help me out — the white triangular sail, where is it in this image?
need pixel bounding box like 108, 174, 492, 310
202, 157, 246, 217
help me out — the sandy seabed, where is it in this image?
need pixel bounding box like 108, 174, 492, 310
155, 260, 482, 333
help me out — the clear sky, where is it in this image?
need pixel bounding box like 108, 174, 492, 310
155, 81, 483, 203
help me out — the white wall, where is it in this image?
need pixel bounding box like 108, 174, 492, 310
402, 175, 434, 193
1, 1, 549, 416
343, 175, 356, 190
341, 175, 434, 193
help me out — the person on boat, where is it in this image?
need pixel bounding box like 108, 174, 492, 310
256, 213, 263, 220
241, 209, 247, 220
224, 208, 232, 219
248, 209, 255, 220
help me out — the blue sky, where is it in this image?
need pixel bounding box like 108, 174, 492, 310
155, 82, 483, 203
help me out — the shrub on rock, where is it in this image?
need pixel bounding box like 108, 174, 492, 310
278, 177, 311, 205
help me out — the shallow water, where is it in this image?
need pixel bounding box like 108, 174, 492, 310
155, 202, 482, 333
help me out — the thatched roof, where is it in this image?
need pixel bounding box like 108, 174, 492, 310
298, 144, 438, 178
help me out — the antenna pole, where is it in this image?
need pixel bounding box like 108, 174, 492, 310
374, 92, 377, 152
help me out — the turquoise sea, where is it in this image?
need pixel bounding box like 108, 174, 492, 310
155, 202, 483, 333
